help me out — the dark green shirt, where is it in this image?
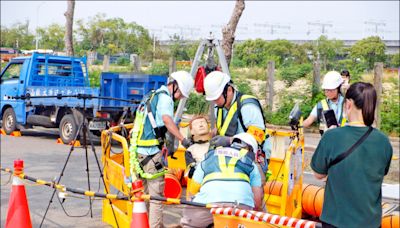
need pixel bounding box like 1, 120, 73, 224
311, 126, 392, 227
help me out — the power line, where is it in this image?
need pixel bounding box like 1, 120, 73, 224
254, 22, 291, 35
307, 21, 333, 35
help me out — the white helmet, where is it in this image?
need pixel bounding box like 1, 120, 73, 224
204, 71, 231, 101
322, 71, 343, 89
170, 71, 194, 98
232, 133, 258, 154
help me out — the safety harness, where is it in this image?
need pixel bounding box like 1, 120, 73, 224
129, 89, 169, 180
201, 147, 254, 185
216, 92, 267, 144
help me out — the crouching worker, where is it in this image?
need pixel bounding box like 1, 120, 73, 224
129, 71, 194, 228
180, 133, 263, 228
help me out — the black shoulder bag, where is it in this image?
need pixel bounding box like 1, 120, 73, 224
328, 126, 373, 169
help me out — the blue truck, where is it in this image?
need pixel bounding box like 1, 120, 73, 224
0, 53, 167, 144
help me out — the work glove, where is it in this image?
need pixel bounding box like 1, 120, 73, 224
182, 137, 194, 149
210, 135, 231, 148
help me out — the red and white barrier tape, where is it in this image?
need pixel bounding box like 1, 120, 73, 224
210, 207, 318, 228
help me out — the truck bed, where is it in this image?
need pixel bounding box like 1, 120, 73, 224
100, 72, 168, 111
26, 86, 100, 108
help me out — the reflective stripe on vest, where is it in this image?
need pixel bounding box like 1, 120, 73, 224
129, 110, 167, 180
319, 98, 346, 129
216, 94, 260, 136
202, 148, 252, 185
136, 90, 168, 147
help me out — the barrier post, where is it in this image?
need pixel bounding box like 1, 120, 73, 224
130, 180, 149, 228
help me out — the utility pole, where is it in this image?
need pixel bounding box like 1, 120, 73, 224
149, 28, 162, 60
181, 26, 201, 40
254, 22, 291, 36
163, 25, 185, 39
210, 24, 225, 37
307, 21, 333, 35
35, 1, 46, 50
364, 20, 386, 38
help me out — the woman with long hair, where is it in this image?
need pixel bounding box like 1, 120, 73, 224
311, 82, 393, 227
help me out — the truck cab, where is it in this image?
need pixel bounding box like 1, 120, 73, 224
0, 53, 99, 143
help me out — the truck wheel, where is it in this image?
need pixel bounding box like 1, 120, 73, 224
59, 114, 78, 144
2, 107, 17, 134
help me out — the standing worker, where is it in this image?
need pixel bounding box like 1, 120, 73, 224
340, 70, 351, 94
181, 133, 263, 227
129, 71, 194, 228
303, 71, 346, 135
203, 71, 270, 177
311, 82, 392, 227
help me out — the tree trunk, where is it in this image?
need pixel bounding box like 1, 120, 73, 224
373, 62, 383, 129
312, 60, 321, 99
64, 0, 75, 56
222, 0, 245, 66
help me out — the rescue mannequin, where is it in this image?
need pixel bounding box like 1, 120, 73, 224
185, 115, 211, 165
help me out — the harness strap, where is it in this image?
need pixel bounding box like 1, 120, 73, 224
139, 153, 157, 168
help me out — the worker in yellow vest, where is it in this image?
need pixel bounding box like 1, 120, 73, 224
181, 133, 263, 227
129, 71, 194, 228
203, 71, 270, 182
303, 71, 346, 135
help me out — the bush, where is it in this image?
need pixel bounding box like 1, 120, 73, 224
278, 63, 312, 86
186, 92, 209, 115
381, 96, 400, 136
265, 91, 316, 126
233, 79, 254, 96
380, 82, 399, 136
147, 62, 169, 75
89, 68, 101, 87
93, 59, 102, 65
116, 57, 130, 66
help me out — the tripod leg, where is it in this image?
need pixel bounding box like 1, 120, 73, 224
40, 122, 84, 228
82, 122, 93, 218
87, 127, 120, 228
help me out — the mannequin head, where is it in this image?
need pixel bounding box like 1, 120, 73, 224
189, 115, 210, 141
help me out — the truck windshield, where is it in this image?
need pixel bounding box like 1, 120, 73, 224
1, 62, 23, 82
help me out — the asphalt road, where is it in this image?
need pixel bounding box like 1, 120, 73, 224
0, 128, 185, 227
0, 127, 398, 227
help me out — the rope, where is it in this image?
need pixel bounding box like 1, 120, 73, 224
1, 171, 12, 185
0, 167, 209, 207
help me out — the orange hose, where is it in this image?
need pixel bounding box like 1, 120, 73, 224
164, 173, 182, 200
302, 184, 399, 227
264, 181, 283, 196
382, 214, 399, 228
301, 184, 324, 217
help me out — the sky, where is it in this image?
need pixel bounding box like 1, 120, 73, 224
1, 1, 399, 41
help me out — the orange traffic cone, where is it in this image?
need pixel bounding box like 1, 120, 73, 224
130, 180, 149, 228
10, 131, 22, 137
6, 160, 32, 228
56, 138, 63, 144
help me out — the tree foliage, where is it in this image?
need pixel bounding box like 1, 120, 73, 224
350, 36, 386, 70
1, 21, 35, 50
233, 39, 309, 68
37, 24, 65, 51
75, 13, 151, 56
